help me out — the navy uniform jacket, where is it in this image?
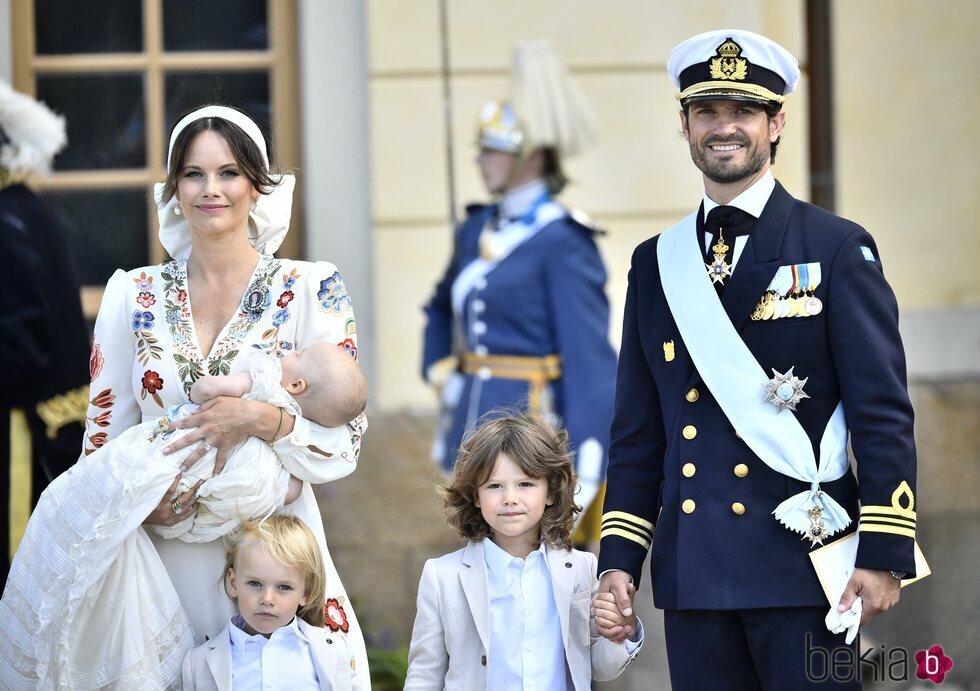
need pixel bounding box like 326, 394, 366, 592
598, 182, 917, 610
1, 184, 89, 585
422, 203, 617, 473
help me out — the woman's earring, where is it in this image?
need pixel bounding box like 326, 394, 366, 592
174, 205, 182, 216
250, 198, 258, 212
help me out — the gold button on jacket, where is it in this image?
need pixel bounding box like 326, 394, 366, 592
734, 463, 749, 478
685, 388, 699, 402
682, 462, 696, 477
731, 502, 746, 515
682, 425, 697, 440
682, 499, 696, 514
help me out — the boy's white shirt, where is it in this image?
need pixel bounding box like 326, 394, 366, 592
405, 539, 642, 691
483, 539, 566, 688
181, 616, 353, 691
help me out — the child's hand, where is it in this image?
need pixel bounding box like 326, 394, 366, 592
592, 591, 638, 640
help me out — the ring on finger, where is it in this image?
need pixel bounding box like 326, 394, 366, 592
200, 439, 213, 453
172, 499, 184, 515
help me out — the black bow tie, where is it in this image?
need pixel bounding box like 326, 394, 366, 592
704, 205, 756, 237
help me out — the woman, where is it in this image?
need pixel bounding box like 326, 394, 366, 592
1, 105, 369, 689
422, 43, 617, 541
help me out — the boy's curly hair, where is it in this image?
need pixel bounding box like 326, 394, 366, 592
440, 411, 581, 550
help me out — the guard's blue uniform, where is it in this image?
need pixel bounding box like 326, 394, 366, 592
422, 202, 616, 477
598, 182, 917, 688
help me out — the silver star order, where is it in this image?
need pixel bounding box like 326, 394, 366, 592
763, 366, 810, 412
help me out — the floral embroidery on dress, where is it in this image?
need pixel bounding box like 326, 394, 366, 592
324, 597, 350, 633
140, 370, 165, 408
89, 342, 104, 381
253, 268, 299, 358
130, 273, 163, 366
338, 338, 357, 359
164, 256, 281, 395
84, 388, 114, 455
317, 271, 353, 316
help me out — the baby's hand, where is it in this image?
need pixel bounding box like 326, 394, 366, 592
189, 375, 221, 404
592, 591, 638, 637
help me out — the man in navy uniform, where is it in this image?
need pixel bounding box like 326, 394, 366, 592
596, 30, 918, 688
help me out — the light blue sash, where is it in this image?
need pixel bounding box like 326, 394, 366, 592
657, 212, 851, 539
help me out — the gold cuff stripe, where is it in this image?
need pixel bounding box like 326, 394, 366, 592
858, 523, 916, 539
601, 527, 652, 550
35, 385, 89, 439
676, 81, 786, 104
601, 519, 653, 542
601, 510, 654, 531
860, 505, 916, 520
859, 513, 916, 528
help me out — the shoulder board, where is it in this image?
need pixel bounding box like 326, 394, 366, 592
567, 207, 607, 236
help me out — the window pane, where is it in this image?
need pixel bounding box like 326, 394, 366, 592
163, 0, 267, 52
164, 71, 272, 159
38, 74, 146, 171
35, 0, 142, 55
42, 189, 149, 286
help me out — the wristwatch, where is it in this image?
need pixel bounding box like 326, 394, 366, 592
889, 571, 907, 580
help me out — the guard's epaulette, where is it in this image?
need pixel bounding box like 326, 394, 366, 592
567, 207, 607, 236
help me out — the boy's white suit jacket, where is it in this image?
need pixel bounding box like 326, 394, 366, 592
180, 617, 353, 691
405, 540, 641, 690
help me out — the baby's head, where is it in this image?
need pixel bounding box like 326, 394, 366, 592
440, 411, 581, 550
223, 514, 326, 636
280, 342, 368, 428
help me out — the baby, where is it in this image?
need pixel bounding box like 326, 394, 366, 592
154, 342, 368, 541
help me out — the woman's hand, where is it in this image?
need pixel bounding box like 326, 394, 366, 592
143, 474, 204, 526
165, 397, 287, 475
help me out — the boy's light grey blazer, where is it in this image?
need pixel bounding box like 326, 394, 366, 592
405, 539, 641, 690
180, 617, 353, 690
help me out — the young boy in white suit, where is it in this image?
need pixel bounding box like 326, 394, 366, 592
182, 515, 353, 690
406, 413, 643, 689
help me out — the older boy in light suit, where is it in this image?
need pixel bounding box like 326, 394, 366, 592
406, 540, 639, 690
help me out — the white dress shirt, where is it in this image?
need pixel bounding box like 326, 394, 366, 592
484, 539, 568, 690
701, 169, 776, 273
228, 615, 321, 690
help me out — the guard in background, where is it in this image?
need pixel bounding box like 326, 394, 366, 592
0, 80, 90, 587
422, 42, 616, 541
596, 30, 918, 688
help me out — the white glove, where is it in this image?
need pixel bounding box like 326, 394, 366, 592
825, 596, 862, 645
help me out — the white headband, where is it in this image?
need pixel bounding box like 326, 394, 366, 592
154, 105, 294, 259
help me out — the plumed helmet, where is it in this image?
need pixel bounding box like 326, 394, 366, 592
0, 79, 67, 177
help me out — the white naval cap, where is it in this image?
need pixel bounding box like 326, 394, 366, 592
667, 29, 800, 106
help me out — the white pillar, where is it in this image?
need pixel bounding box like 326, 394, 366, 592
0, 0, 13, 82
297, 0, 375, 386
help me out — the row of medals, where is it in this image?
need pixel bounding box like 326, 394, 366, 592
751, 290, 823, 321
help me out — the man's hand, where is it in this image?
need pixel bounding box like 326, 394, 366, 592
837, 567, 900, 626
596, 570, 636, 642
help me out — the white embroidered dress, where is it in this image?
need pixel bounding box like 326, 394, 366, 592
0, 255, 368, 690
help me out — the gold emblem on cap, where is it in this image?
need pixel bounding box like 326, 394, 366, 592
709, 38, 748, 82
